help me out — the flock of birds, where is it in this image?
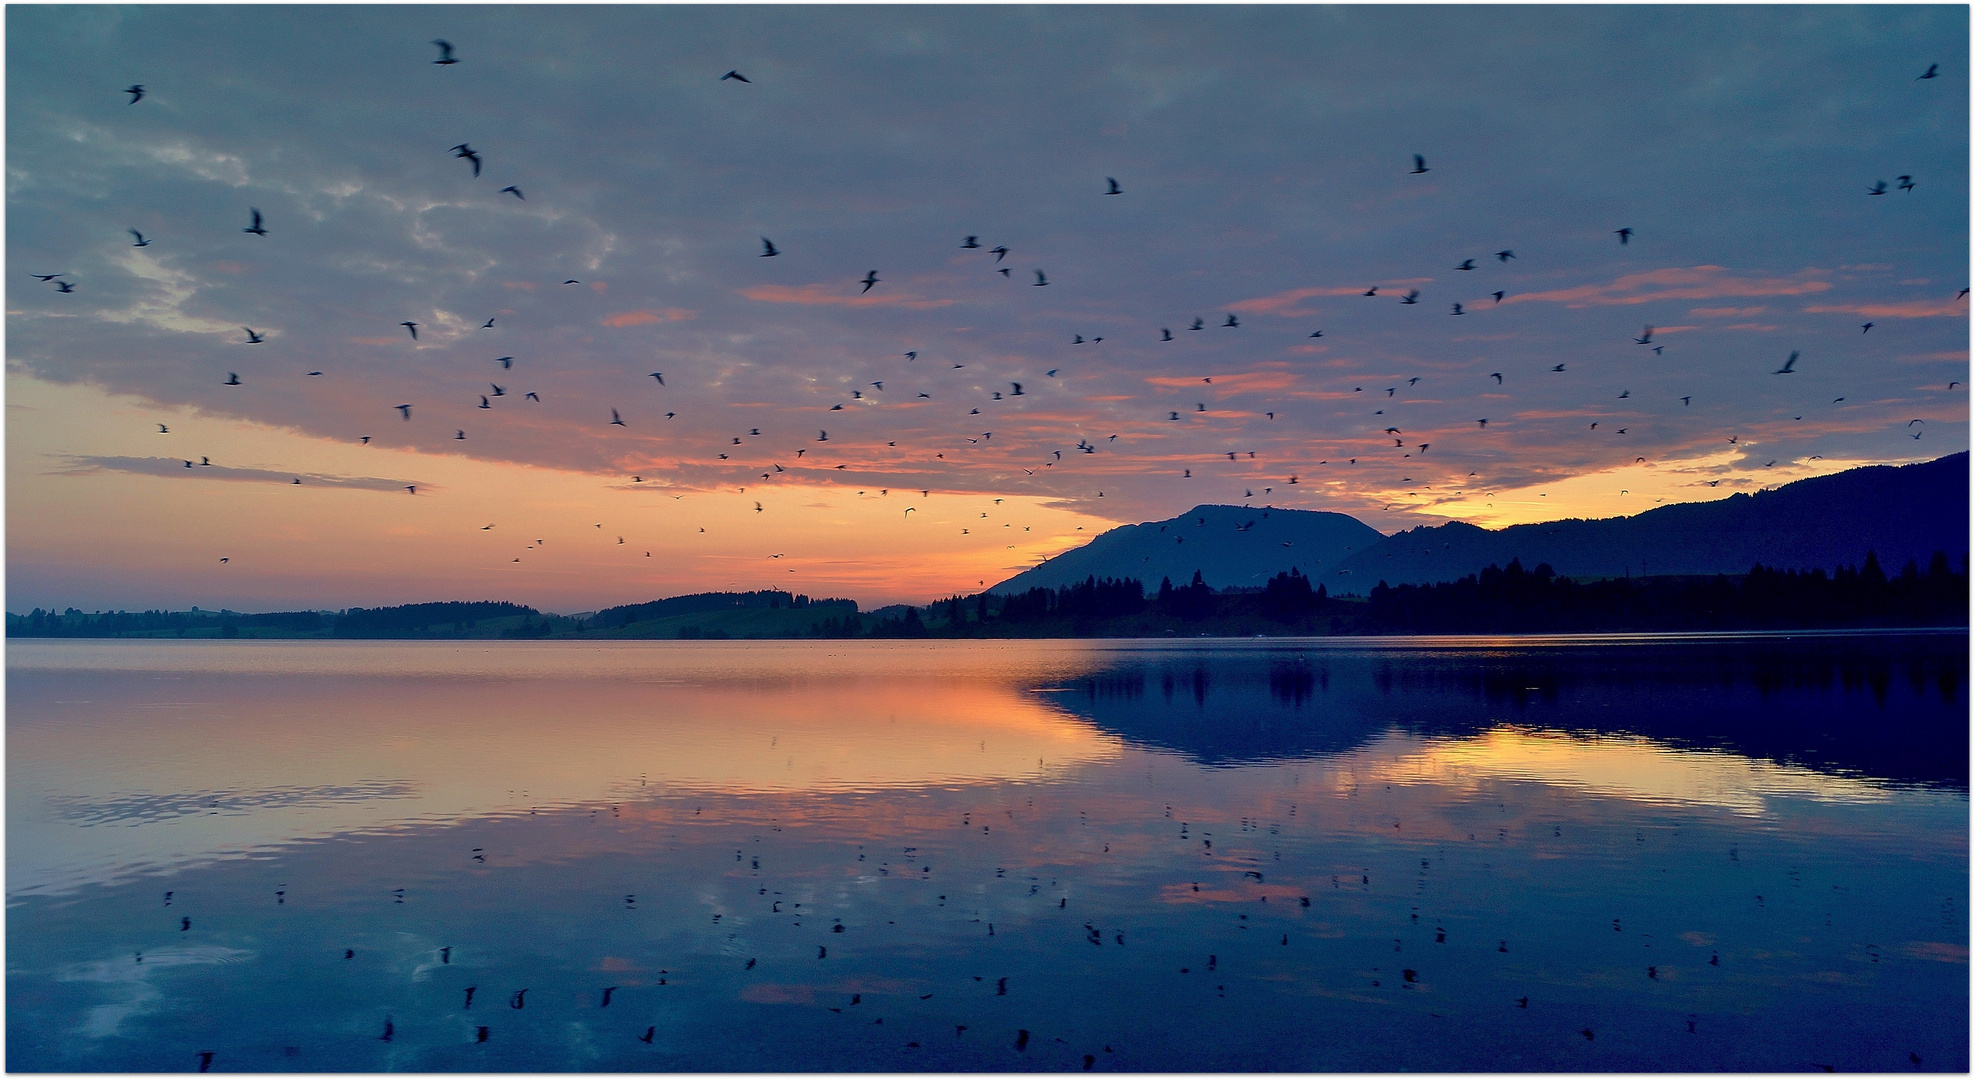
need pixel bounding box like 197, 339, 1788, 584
38, 43, 1963, 580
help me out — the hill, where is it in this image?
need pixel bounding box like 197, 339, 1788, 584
987, 504, 1384, 594
1321, 453, 1968, 591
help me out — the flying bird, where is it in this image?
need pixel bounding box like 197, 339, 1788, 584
1635, 326, 1654, 344
490, 383, 505, 396
610, 409, 625, 426
30, 274, 65, 282
990, 246, 1008, 262
1190, 316, 1204, 329
431, 39, 459, 65
1363, 286, 1378, 296
244, 208, 266, 236
1451, 302, 1465, 315
1411, 154, 1429, 174
1918, 63, 1939, 80
860, 270, 879, 293
1492, 290, 1505, 304
1161, 328, 1173, 340
451, 143, 482, 177
1105, 177, 1122, 195
1223, 313, 1239, 327
1496, 250, 1515, 261
1614, 227, 1632, 244
1862, 322, 1873, 333
760, 237, 778, 257
649, 372, 664, 385
396, 404, 412, 419
1033, 270, 1049, 286
243, 327, 264, 343
225, 373, 241, 385
158, 424, 169, 433
1489, 372, 1503, 383
1309, 330, 1323, 337
401, 321, 418, 340
501, 186, 524, 199
1897, 175, 1915, 192
721, 70, 751, 82
483, 317, 496, 328
55, 280, 74, 292
1774, 351, 1799, 374
126, 84, 145, 103
1400, 290, 1419, 304
1867, 180, 1887, 195
1456, 259, 1474, 271
129, 229, 151, 247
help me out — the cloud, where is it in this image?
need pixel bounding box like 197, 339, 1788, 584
740, 284, 954, 310
1690, 306, 1767, 317
602, 308, 697, 327
1802, 299, 1969, 319
1225, 285, 1364, 315
1508, 266, 1831, 308
55, 456, 427, 493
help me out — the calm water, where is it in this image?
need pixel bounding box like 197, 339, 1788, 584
7, 633, 1967, 1072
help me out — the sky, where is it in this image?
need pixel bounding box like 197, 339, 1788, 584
7, 5, 1968, 614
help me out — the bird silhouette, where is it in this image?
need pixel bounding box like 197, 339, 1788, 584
126, 84, 145, 103
1897, 175, 1915, 192
1490, 372, 1503, 383
1774, 351, 1799, 374
721, 70, 751, 82
1034, 269, 1049, 286
1105, 177, 1122, 195
1411, 154, 1429, 174
431, 39, 459, 65
1456, 259, 1474, 270
990, 246, 1008, 262
1918, 63, 1939, 80
1400, 290, 1419, 304
760, 237, 778, 257
1161, 328, 1173, 340
1614, 227, 1632, 244
861, 271, 879, 293
129, 228, 151, 246
55, 280, 75, 292
243, 327, 264, 343
611, 409, 626, 426
30, 274, 65, 282
1862, 322, 1874, 333
1635, 326, 1653, 344
401, 321, 418, 340
1496, 250, 1515, 261
501, 186, 524, 199
1451, 302, 1465, 315
225, 372, 241, 385
650, 372, 664, 385
1223, 313, 1239, 327
496, 356, 512, 368
1868, 180, 1887, 195
244, 208, 266, 235
396, 404, 412, 419
451, 144, 482, 177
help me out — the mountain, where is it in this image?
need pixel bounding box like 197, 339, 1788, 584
987, 504, 1384, 594
1321, 453, 1969, 590
988, 454, 1969, 597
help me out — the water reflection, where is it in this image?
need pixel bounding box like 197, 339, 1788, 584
6, 635, 1966, 1072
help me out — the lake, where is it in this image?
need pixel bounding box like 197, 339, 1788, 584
7, 633, 1967, 1071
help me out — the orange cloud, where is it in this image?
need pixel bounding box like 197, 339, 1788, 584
741, 284, 954, 310
1802, 298, 1969, 318
1508, 266, 1831, 307
1144, 371, 1298, 393
602, 308, 697, 327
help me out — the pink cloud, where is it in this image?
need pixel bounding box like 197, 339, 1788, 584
1690, 306, 1767, 317
602, 308, 697, 327
1802, 298, 1969, 318
741, 284, 954, 310
1724, 323, 1779, 331
1508, 266, 1831, 308
1225, 286, 1361, 315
